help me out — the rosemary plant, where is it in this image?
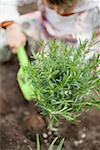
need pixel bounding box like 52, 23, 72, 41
21, 40, 100, 128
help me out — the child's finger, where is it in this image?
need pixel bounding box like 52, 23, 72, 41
12, 47, 18, 54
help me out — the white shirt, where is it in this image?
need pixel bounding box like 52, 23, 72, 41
44, 0, 100, 42
0, 0, 19, 22
0, 0, 34, 22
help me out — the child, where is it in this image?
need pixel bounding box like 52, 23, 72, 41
0, 0, 34, 62
0, 0, 26, 62
0, 0, 100, 62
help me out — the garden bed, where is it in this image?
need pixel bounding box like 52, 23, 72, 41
0, 57, 100, 150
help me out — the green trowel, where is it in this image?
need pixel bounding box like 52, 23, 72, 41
17, 47, 33, 101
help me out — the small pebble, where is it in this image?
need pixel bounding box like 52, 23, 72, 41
74, 139, 83, 147
78, 140, 83, 144
48, 131, 52, 135
74, 141, 79, 147
43, 133, 48, 138
44, 139, 48, 144
24, 111, 30, 116
81, 133, 86, 139
24, 139, 27, 143
16, 145, 20, 150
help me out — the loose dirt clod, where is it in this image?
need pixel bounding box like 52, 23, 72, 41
26, 113, 45, 132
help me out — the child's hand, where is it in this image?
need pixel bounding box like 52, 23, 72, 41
6, 23, 26, 53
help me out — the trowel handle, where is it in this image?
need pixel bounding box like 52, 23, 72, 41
17, 47, 29, 66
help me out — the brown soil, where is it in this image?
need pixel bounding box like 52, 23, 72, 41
0, 3, 100, 150
0, 57, 100, 150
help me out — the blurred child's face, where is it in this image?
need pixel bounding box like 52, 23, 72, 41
43, 0, 79, 15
